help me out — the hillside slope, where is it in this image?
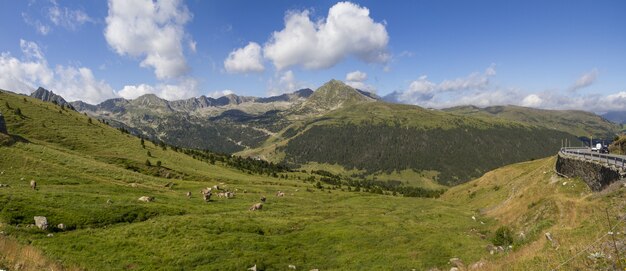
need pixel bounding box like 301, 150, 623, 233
443, 105, 619, 138
0, 89, 492, 270
442, 157, 626, 270
247, 101, 580, 185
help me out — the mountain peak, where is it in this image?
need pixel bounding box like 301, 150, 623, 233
295, 79, 377, 114
30, 87, 70, 107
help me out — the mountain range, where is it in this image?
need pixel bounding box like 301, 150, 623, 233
24, 80, 620, 185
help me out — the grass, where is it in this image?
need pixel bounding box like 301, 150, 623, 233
1, 89, 623, 270
0, 90, 492, 270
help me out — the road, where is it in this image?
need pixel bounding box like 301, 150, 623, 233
560, 147, 626, 170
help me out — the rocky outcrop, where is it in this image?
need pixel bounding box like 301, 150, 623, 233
30, 87, 71, 108
0, 112, 7, 134
555, 154, 623, 191
34, 216, 48, 230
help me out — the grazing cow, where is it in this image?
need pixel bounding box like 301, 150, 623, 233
200, 187, 212, 195
225, 191, 234, 198
30, 180, 37, 190
186, 191, 192, 198
276, 191, 285, 197
203, 192, 212, 202
249, 203, 263, 211
212, 185, 220, 191
260, 196, 266, 202
217, 192, 225, 198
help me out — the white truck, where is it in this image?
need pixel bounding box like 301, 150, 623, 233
591, 143, 602, 152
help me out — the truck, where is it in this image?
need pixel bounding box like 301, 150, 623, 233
591, 143, 602, 152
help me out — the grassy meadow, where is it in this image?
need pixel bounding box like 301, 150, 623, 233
1, 90, 624, 270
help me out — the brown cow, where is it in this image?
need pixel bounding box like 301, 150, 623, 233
203, 192, 212, 202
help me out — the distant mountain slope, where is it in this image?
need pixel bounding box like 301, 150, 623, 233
601, 110, 626, 124
245, 101, 579, 185
443, 105, 619, 138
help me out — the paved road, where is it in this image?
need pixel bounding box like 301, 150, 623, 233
560, 147, 626, 170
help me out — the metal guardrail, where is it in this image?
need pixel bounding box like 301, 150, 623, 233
560, 147, 626, 172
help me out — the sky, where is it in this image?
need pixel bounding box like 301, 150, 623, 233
0, 0, 625, 112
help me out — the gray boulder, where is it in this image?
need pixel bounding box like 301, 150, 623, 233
34, 216, 48, 230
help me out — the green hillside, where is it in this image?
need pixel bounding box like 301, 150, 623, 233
443, 105, 619, 138
0, 89, 622, 270
258, 102, 580, 185
0, 90, 492, 270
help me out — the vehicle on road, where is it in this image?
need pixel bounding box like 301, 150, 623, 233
592, 143, 602, 152
600, 146, 609, 154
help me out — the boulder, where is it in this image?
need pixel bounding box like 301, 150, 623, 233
449, 258, 465, 269
57, 223, 66, 230
469, 260, 486, 270
138, 196, 154, 202
0, 112, 7, 134
34, 216, 48, 230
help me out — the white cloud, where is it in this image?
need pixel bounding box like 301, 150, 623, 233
118, 77, 199, 101
396, 65, 496, 104
345, 70, 376, 92
48, 2, 95, 30
104, 0, 192, 79
268, 70, 305, 96
224, 42, 265, 73
568, 68, 598, 92
521, 94, 543, 107
207, 89, 234, 98
22, 12, 51, 35
262, 2, 389, 70
0, 40, 116, 104
346, 70, 367, 82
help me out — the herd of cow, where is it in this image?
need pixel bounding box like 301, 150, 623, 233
193, 185, 288, 211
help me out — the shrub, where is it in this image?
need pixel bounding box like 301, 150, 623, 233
493, 226, 514, 246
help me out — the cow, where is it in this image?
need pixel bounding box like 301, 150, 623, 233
276, 191, 285, 197
249, 203, 263, 211
260, 196, 266, 202
217, 192, 225, 198
200, 187, 212, 195
30, 180, 37, 190
225, 191, 234, 198
203, 192, 212, 202
186, 191, 192, 198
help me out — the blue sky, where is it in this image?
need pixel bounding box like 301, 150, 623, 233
0, 0, 625, 111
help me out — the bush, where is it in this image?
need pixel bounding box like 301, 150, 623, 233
493, 226, 514, 246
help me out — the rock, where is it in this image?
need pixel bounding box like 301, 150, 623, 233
57, 223, 66, 230
519, 231, 526, 240
449, 258, 465, 269
47, 233, 54, 237
288, 264, 296, 269
0, 112, 7, 134
545, 232, 559, 248
469, 260, 486, 270
309, 269, 319, 271
34, 216, 48, 230
106, 199, 113, 204
449, 268, 459, 271
0, 184, 9, 188
138, 196, 154, 202
130, 183, 138, 188
247, 264, 257, 271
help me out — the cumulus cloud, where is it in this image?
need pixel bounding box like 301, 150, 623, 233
262, 2, 389, 70
345, 70, 376, 92
346, 70, 367, 82
568, 68, 598, 92
268, 70, 305, 96
0, 40, 116, 104
104, 0, 192, 80
224, 42, 265, 73
395, 65, 496, 104
118, 77, 199, 101
207, 89, 234, 98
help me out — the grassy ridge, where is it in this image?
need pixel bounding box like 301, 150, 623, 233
0, 90, 491, 270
